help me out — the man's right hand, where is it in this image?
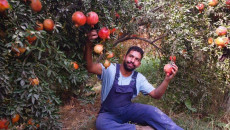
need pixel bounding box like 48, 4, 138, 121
87, 30, 98, 41
85, 29, 102, 75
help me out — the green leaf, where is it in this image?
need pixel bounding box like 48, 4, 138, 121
185, 100, 197, 112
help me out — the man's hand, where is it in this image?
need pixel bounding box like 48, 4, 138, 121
87, 30, 98, 41
165, 63, 178, 81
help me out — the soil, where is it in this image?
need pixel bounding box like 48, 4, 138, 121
60, 95, 101, 130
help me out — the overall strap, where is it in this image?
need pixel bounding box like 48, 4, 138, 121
114, 64, 120, 84
131, 71, 138, 95
131, 71, 138, 80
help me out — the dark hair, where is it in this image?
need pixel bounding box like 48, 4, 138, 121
126, 46, 144, 59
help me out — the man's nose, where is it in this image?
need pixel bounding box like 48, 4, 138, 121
130, 58, 135, 62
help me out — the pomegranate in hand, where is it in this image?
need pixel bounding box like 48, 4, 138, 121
164, 64, 173, 76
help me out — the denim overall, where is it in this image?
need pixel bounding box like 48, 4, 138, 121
96, 64, 183, 130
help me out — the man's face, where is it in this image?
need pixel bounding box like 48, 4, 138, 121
123, 50, 142, 72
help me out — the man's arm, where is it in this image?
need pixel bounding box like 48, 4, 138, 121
84, 30, 102, 75
149, 64, 178, 99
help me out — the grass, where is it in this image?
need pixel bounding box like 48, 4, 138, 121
133, 94, 227, 130
134, 56, 229, 130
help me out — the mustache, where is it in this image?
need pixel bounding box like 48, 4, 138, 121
127, 61, 135, 66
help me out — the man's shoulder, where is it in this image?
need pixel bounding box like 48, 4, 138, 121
136, 71, 147, 81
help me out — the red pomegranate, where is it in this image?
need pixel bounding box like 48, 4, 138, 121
196, 3, 205, 12
86, 11, 99, 28
72, 11, 86, 27
98, 27, 110, 40
226, 0, 230, 9
227, 0, 230, 5
164, 64, 173, 76
216, 26, 228, 36
43, 19, 54, 31
30, 0, 42, 12
94, 44, 103, 54
0, 118, 9, 129
115, 12, 120, 19
110, 28, 116, 34
0, 0, 9, 12
169, 56, 176, 62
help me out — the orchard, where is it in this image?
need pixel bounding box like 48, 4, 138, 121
0, 0, 230, 129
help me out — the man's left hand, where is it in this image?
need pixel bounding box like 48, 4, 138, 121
165, 63, 178, 81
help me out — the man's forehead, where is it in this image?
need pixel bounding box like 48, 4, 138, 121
127, 51, 142, 58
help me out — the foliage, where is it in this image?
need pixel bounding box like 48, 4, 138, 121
0, 0, 151, 128
142, 0, 230, 115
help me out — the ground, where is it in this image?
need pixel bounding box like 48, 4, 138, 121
60, 94, 101, 130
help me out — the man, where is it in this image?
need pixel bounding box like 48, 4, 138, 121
85, 30, 183, 130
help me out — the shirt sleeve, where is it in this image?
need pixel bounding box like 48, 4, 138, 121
97, 63, 116, 80
138, 73, 155, 95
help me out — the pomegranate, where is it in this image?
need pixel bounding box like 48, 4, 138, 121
29, 77, 39, 86
115, 12, 120, 19
103, 59, 111, 69
26, 33, 37, 44
30, 0, 42, 12
94, 44, 103, 54
0, 0, 9, 12
227, 0, 230, 5
164, 64, 173, 76
226, 0, 230, 9
209, 0, 218, 7
214, 37, 229, 48
0, 118, 9, 129
98, 27, 110, 40
110, 28, 116, 34
196, 3, 205, 12
208, 37, 213, 44
72, 11, 86, 27
106, 51, 114, 59
35, 22, 43, 31
216, 26, 227, 36
71, 62, 79, 70
12, 114, 20, 124
43, 19, 54, 31
11, 44, 26, 55
86, 11, 99, 28
169, 56, 176, 62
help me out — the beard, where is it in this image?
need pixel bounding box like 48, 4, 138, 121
123, 61, 136, 72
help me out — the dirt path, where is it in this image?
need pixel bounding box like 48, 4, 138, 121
60, 95, 101, 130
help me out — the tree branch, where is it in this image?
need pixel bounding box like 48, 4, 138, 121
113, 34, 167, 53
